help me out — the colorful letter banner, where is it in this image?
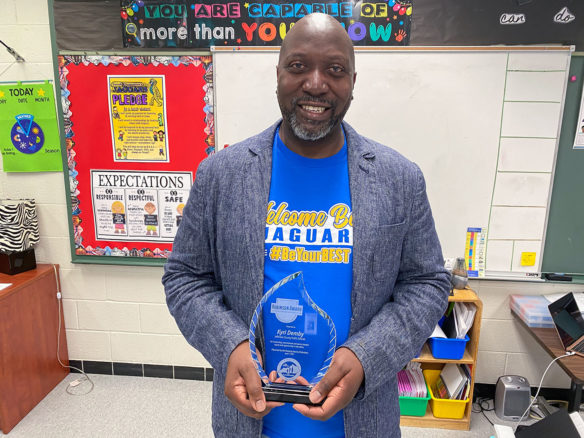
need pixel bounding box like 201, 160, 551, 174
0, 82, 62, 172
59, 55, 214, 260
120, 0, 413, 48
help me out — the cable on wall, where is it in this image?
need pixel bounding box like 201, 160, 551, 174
52, 264, 95, 395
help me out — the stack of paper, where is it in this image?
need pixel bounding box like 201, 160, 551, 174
434, 363, 471, 400
442, 302, 477, 339
397, 362, 427, 398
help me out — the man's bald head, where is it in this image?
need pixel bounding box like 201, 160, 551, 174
279, 13, 355, 73
275, 13, 357, 154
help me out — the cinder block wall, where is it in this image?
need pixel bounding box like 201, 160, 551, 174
0, 0, 577, 388
0, 0, 209, 370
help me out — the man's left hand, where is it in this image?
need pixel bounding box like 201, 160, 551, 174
293, 347, 364, 421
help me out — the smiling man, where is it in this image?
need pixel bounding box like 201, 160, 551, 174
163, 13, 450, 438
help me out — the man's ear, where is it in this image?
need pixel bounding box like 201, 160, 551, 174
353, 72, 357, 87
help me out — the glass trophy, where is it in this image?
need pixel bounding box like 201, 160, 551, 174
249, 271, 336, 405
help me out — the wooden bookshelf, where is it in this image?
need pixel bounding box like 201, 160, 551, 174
400, 288, 483, 431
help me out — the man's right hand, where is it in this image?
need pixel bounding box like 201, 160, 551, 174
224, 341, 284, 419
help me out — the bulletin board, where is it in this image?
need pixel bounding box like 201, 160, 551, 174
59, 55, 214, 265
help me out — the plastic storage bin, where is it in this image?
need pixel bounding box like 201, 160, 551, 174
399, 382, 431, 417
423, 369, 469, 419
428, 334, 469, 360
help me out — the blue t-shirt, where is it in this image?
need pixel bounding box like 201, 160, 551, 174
262, 129, 353, 438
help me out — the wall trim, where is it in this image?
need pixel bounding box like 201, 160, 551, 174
69, 360, 214, 382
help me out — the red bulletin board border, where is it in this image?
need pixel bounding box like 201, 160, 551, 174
59, 55, 214, 261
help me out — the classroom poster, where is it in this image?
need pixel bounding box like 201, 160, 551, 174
574, 86, 584, 149
465, 227, 486, 278
91, 170, 191, 242
59, 55, 213, 260
108, 75, 170, 161
0, 82, 62, 172
119, 0, 413, 48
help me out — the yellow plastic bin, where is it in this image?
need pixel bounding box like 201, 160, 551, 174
423, 368, 470, 419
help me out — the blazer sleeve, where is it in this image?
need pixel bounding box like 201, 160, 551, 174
162, 157, 249, 377
342, 164, 451, 399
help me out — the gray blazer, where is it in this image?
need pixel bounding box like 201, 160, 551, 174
163, 121, 450, 438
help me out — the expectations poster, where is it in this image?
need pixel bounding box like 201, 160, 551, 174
0, 82, 62, 172
120, 0, 413, 48
59, 55, 214, 260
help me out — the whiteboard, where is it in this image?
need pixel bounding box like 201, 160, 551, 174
213, 47, 571, 278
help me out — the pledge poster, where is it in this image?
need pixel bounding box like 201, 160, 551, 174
0, 82, 62, 172
108, 75, 169, 161
60, 55, 213, 260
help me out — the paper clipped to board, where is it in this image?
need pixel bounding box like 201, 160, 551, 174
574, 82, 584, 149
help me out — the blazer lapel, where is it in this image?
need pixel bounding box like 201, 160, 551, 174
345, 122, 378, 333
241, 124, 276, 303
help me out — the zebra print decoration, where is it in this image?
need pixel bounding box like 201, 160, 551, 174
0, 199, 40, 253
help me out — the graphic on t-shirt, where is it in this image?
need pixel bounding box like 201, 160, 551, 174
265, 201, 353, 264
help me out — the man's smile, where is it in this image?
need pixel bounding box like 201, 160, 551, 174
300, 104, 326, 114
294, 97, 334, 123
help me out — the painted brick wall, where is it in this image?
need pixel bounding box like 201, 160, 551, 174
0, 0, 210, 370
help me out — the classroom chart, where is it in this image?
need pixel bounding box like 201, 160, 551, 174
90, 170, 191, 242
213, 47, 572, 277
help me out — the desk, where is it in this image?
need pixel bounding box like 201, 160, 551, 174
0, 264, 69, 434
512, 309, 584, 412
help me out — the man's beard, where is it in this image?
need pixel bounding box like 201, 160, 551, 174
281, 96, 339, 141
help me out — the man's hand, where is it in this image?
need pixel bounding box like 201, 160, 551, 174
224, 341, 284, 419
293, 347, 364, 421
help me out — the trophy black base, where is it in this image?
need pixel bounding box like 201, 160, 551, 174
263, 382, 323, 406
